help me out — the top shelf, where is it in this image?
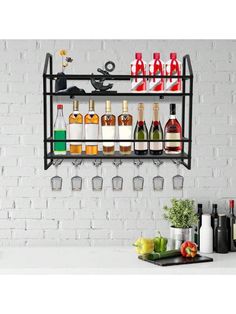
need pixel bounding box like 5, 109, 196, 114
44, 74, 192, 80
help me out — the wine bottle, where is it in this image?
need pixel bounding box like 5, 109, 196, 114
84, 99, 99, 155
164, 103, 182, 154
101, 100, 116, 155
211, 204, 219, 252
215, 214, 228, 254
227, 200, 236, 251
134, 103, 148, 155
54, 104, 67, 155
149, 103, 163, 155
68, 100, 83, 155
118, 100, 133, 154
194, 203, 203, 249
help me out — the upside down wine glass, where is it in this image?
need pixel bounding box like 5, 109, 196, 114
71, 159, 83, 191
92, 159, 103, 191
172, 160, 184, 190
112, 160, 123, 191
51, 159, 63, 191
153, 160, 164, 191
133, 160, 144, 191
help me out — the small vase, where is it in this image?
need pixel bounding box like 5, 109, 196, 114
169, 226, 193, 250
200, 214, 213, 254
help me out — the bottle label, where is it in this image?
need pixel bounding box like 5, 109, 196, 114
165, 133, 180, 147
150, 141, 163, 151
102, 126, 115, 147
131, 60, 146, 91
68, 124, 83, 145
54, 129, 66, 152
119, 126, 132, 147
233, 224, 236, 240
85, 124, 99, 146
135, 141, 148, 151
149, 60, 164, 92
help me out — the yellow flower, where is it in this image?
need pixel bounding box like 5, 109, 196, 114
59, 49, 67, 56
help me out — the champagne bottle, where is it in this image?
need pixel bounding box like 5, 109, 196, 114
69, 100, 83, 155
149, 103, 163, 155
134, 103, 148, 155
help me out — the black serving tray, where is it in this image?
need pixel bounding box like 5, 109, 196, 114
138, 254, 213, 267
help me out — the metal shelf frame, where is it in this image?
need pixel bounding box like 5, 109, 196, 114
43, 53, 193, 170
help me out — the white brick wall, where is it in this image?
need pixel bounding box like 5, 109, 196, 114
0, 39, 236, 246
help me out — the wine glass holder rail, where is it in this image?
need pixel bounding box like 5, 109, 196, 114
43, 53, 193, 170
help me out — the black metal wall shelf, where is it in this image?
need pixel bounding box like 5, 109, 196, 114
43, 53, 193, 170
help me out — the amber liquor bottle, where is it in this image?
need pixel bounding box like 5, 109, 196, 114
101, 100, 116, 155
84, 99, 99, 155
118, 100, 133, 154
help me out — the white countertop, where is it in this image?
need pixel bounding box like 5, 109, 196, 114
0, 247, 235, 274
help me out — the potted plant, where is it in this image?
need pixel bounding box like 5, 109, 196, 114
163, 198, 198, 249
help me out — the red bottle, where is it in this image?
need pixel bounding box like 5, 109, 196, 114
164, 103, 182, 154
131, 52, 146, 92
166, 52, 182, 92
149, 52, 165, 92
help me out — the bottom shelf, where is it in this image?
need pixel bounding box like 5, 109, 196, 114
46, 151, 189, 160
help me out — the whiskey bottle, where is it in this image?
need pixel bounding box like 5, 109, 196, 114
84, 99, 99, 155
68, 100, 83, 155
118, 100, 133, 154
101, 100, 116, 155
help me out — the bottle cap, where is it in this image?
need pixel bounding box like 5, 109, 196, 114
198, 204, 203, 209
170, 103, 176, 115
153, 103, 159, 110
122, 100, 128, 112
57, 104, 63, 109
153, 52, 160, 59
89, 99, 95, 111
212, 204, 217, 210
170, 52, 177, 59
229, 200, 234, 208
201, 214, 211, 225
73, 100, 79, 111
105, 100, 111, 112
135, 52, 142, 59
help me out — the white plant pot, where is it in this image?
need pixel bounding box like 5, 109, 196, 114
169, 226, 194, 250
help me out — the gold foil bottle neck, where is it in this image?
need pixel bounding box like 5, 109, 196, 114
122, 100, 128, 113
105, 100, 111, 113
89, 99, 95, 111
138, 103, 144, 110
73, 100, 79, 111
153, 103, 159, 111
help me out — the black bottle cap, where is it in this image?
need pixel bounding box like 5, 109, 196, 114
197, 204, 203, 214
212, 204, 218, 214
170, 103, 176, 115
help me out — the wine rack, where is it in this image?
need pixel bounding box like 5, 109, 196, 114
43, 53, 193, 170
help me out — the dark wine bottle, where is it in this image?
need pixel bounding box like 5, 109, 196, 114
134, 103, 148, 155
216, 214, 228, 254
149, 103, 163, 155
227, 200, 236, 251
211, 204, 219, 252
194, 204, 203, 249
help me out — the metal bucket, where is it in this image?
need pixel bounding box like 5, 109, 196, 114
169, 227, 194, 250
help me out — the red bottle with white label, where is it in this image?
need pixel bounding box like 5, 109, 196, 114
166, 52, 182, 92
149, 52, 165, 92
164, 103, 182, 154
131, 52, 146, 92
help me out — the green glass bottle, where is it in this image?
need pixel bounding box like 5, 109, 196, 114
134, 103, 148, 155
149, 103, 163, 155
54, 104, 67, 155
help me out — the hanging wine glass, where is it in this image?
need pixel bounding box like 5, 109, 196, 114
172, 159, 184, 190
112, 159, 123, 191
51, 159, 63, 191
92, 159, 103, 191
133, 159, 144, 191
153, 159, 164, 191
71, 159, 83, 191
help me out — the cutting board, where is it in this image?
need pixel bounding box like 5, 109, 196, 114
138, 254, 213, 267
